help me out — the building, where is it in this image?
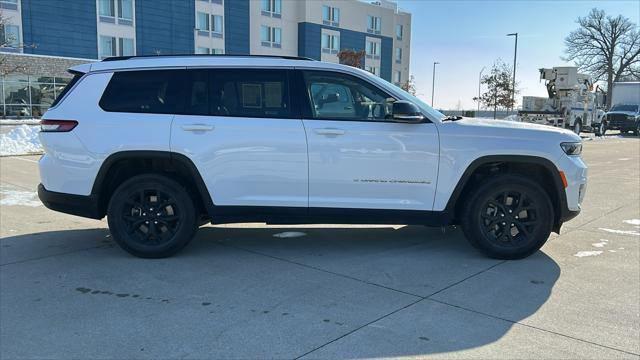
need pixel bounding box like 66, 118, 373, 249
1, 0, 411, 117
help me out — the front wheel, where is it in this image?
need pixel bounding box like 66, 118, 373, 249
595, 122, 606, 137
634, 122, 640, 136
573, 120, 582, 135
461, 174, 554, 259
107, 174, 198, 258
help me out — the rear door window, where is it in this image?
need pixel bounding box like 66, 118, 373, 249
99, 70, 185, 114
182, 69, 293, 118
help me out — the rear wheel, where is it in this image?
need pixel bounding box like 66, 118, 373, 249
107, 174, 198, 258
461, 174, 554, 259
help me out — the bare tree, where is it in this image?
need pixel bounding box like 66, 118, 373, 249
400, 74, 417, 95
337, 49, 365, 69
474, 59, 518, 119
0, 10, 29, 75
564, 8, 640, 107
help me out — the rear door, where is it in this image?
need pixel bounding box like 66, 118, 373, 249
171, 68, 308, 208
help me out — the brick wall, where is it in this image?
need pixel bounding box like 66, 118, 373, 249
0, 52, 96, 77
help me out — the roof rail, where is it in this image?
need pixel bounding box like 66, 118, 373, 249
102, 54, 316, 62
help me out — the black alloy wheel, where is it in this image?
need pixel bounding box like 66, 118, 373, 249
461, 174, 554, 259
107, 174, 198, 258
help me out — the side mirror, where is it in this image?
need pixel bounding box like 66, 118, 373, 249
392, 100, 424, 123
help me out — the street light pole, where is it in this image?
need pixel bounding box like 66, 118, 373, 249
507, 33, 518, 113
431, 62, 439, 107
478, 66, 486, 113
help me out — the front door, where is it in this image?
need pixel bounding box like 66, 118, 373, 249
299, 70, 439, 211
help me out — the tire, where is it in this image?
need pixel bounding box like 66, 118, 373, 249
461, 174, 554, 260
573, 120, 582, 135
595, 122, 606, 137
107, 174, 198, 258
635, 122, 640, 136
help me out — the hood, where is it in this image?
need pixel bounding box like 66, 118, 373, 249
446, 117, 581, 142
606, 111, 638, 116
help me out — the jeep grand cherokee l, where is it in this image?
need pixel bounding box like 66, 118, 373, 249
37, 55, 587, 259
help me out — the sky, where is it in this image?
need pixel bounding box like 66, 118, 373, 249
396, 0, 640, 110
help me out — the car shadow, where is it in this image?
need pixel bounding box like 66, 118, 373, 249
1, 225, 560, 358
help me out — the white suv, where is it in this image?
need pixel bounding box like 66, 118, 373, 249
37, 55, 587, 259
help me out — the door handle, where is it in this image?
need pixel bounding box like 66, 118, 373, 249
314, 128, 345, 136
181, 124, 214, 131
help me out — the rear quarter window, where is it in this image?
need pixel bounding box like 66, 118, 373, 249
99, 70, 185, 114
50, 73, 83, 108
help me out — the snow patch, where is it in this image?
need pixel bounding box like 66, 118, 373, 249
623, 219, 640, 226
0, 119, 40, 125
0, 125, 43, 156
574, 251, 603, 258
503, 115, 520, 122
0, 186, 41, 207
273, 231, 307, 238
618, 158, 631, 161
599, 228, 640, 236
591, 240, 608, 248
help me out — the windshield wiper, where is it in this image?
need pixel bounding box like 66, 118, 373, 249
442, 115, 463, 121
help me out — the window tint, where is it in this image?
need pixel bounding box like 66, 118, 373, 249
302, 71, 395, 121
182, 69, 292, 118
100, 70, 184, 114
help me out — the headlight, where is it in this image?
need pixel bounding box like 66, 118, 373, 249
628, 115, 635, 120
561, 142, 582, 155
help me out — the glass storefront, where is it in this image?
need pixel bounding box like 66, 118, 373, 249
1, 75, 72, 118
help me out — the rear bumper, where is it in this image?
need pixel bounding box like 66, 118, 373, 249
37, 184, 103, 219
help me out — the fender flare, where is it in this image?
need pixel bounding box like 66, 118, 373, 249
91, 151, 215, 218
443, 155, 569, 227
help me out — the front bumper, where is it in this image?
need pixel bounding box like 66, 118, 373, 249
37, 184, 103, 219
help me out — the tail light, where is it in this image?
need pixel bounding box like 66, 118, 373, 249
40, 119, 78, 132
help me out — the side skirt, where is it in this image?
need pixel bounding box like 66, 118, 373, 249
209, 206, 453, 226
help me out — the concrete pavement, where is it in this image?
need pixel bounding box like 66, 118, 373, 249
1, 135, 639, 359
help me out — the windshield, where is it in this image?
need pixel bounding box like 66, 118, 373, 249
610, 104, 639, 112
358, 69, 446, 120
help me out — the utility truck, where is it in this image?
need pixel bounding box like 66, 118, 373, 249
518, 67, 605, 135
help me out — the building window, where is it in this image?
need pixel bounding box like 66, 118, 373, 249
394, 70, 401, 84
367, 16, 381, 34
396, 24, 403, 40
98, 0, 115, 22
395, 48, 402, 63
1, 75, 76, 118
211, 15, 223, 37
321, 33, 340, 53
0, 0, 18, 10
99, 35, 116, 59
1, 24, 20, 48
117, 0, 133, 25
365, 40, 380, 58
322, 6, 340, 27
365, 66, 379, 76
119, 37, 134, 56
196, 11, 210, 36
261, 25, 281, 48
212, 48, 224, 54
196, 47, 210, 54
261, 0, 281, 17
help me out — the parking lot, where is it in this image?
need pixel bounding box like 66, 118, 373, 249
0, 134, 638, 359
